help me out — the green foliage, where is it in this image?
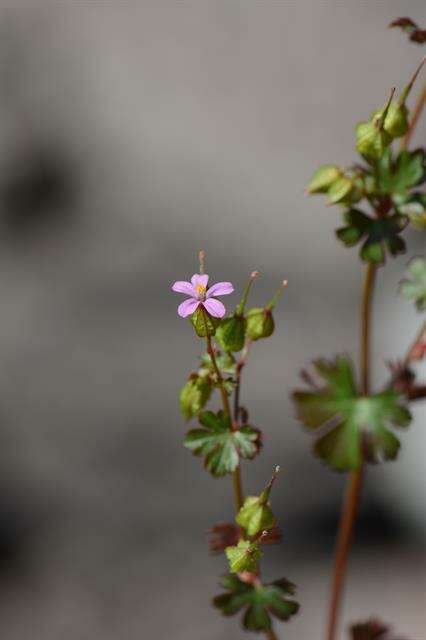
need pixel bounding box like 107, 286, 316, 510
236, 495, 276, 537
400, 256, 426, 311
180, 375, 212, 420
336, 209, 407, 264
292, 356, 411, 471
225, 539, 262, 573
216, 314, 246, 352
246, 308, 274, 341
397, 193, 426, 229
190, 306, 220, 337
213, 574, 299, 632
377, 148, 425, 203
184, 410, 261, 476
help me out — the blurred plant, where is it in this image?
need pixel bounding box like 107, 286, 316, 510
172, 253, 298, 638
297, 18, 426, 640
350, 618, 411, 640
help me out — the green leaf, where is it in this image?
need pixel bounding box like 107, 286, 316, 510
246, 308, 275, 341
201, 351, 237, 377
184, 410, 261, 476
336, 208, 407, 264
292, 357, 411, 471
216, 314, 246, 352
377, 148, 425, 201
307, 165, 341, 194
190, 306, 220, 337
225, 540, 262, 573
213, 574, 299, 632
180, 375, 212, 420
400, 257, 426, 311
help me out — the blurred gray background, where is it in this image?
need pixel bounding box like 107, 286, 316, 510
0, 1, 423, 639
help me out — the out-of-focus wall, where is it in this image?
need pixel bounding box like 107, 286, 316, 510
0, 2, 423, 639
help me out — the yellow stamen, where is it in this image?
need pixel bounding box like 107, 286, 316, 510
196, 284, 206, 296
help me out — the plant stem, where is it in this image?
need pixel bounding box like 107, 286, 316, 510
326, 468, 363, 640
265, 628, 279, 640
401, 82, 426, 150
403, 320, 426, 367
234, 340, 252, 425
360, 263, 377, 395
326, 263, 377, 640
205, 333, 244, 512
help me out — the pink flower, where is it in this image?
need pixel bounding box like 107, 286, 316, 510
172, 273, 234, 318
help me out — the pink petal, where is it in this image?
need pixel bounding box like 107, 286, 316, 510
172, 281, 196, 296
178, 298, 200, 318
206, 282, 234, 298
203, 298, 226, 318
191, 273, 209, 289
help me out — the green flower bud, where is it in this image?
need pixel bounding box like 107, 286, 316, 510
246, 308, 274, 341
356, 89, 395, 162
307, 165, 341, 194
225, 539, 262, 574
236, 467, 280, 536
216, 314, 246, 352
245, 280, 287, 341
327, 175, 356, 205
380, 58, 426, 138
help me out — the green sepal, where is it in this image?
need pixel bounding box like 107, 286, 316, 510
399, 257, 426, 311
236, 495, 276, 537
216, 314, 246, 352
307, 165, 341, 194
213, 574, 299, 631
372, 101, 409, 139
246, 308, 275, 341
225, 540, 262, 574
336, 208, 407, 264
184, 410, 261, 477
190, 306, 220, 337
179, 375, 212, 420
327, 175, 355, 205
292, 356, 411, 472
356, 120, 392, 163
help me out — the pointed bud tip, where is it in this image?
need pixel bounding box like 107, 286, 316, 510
282, 280, 288, 288
250, 270, 260, 279
274, 465, 281, 474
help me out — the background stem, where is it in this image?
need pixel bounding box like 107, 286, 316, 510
401, 82, 426, 150
326, 263, 377, 640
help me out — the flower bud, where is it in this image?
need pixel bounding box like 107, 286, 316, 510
307, 165, 341, 194
356, 89, 395, 162
236, 467, 279, 537
225, 539, 262, 574
246, 308, 274, 341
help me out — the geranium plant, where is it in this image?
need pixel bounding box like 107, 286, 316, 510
171, 17, 425, 640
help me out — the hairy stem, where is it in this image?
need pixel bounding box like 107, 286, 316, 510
265, 628, 279, 640
401, 82, 426, 150
205, 333, 243, 512
327, 263, 377, 640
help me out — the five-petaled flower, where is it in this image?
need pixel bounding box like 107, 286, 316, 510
172, 274, 234, 318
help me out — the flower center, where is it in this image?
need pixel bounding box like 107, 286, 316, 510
196, 283, 206, 298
